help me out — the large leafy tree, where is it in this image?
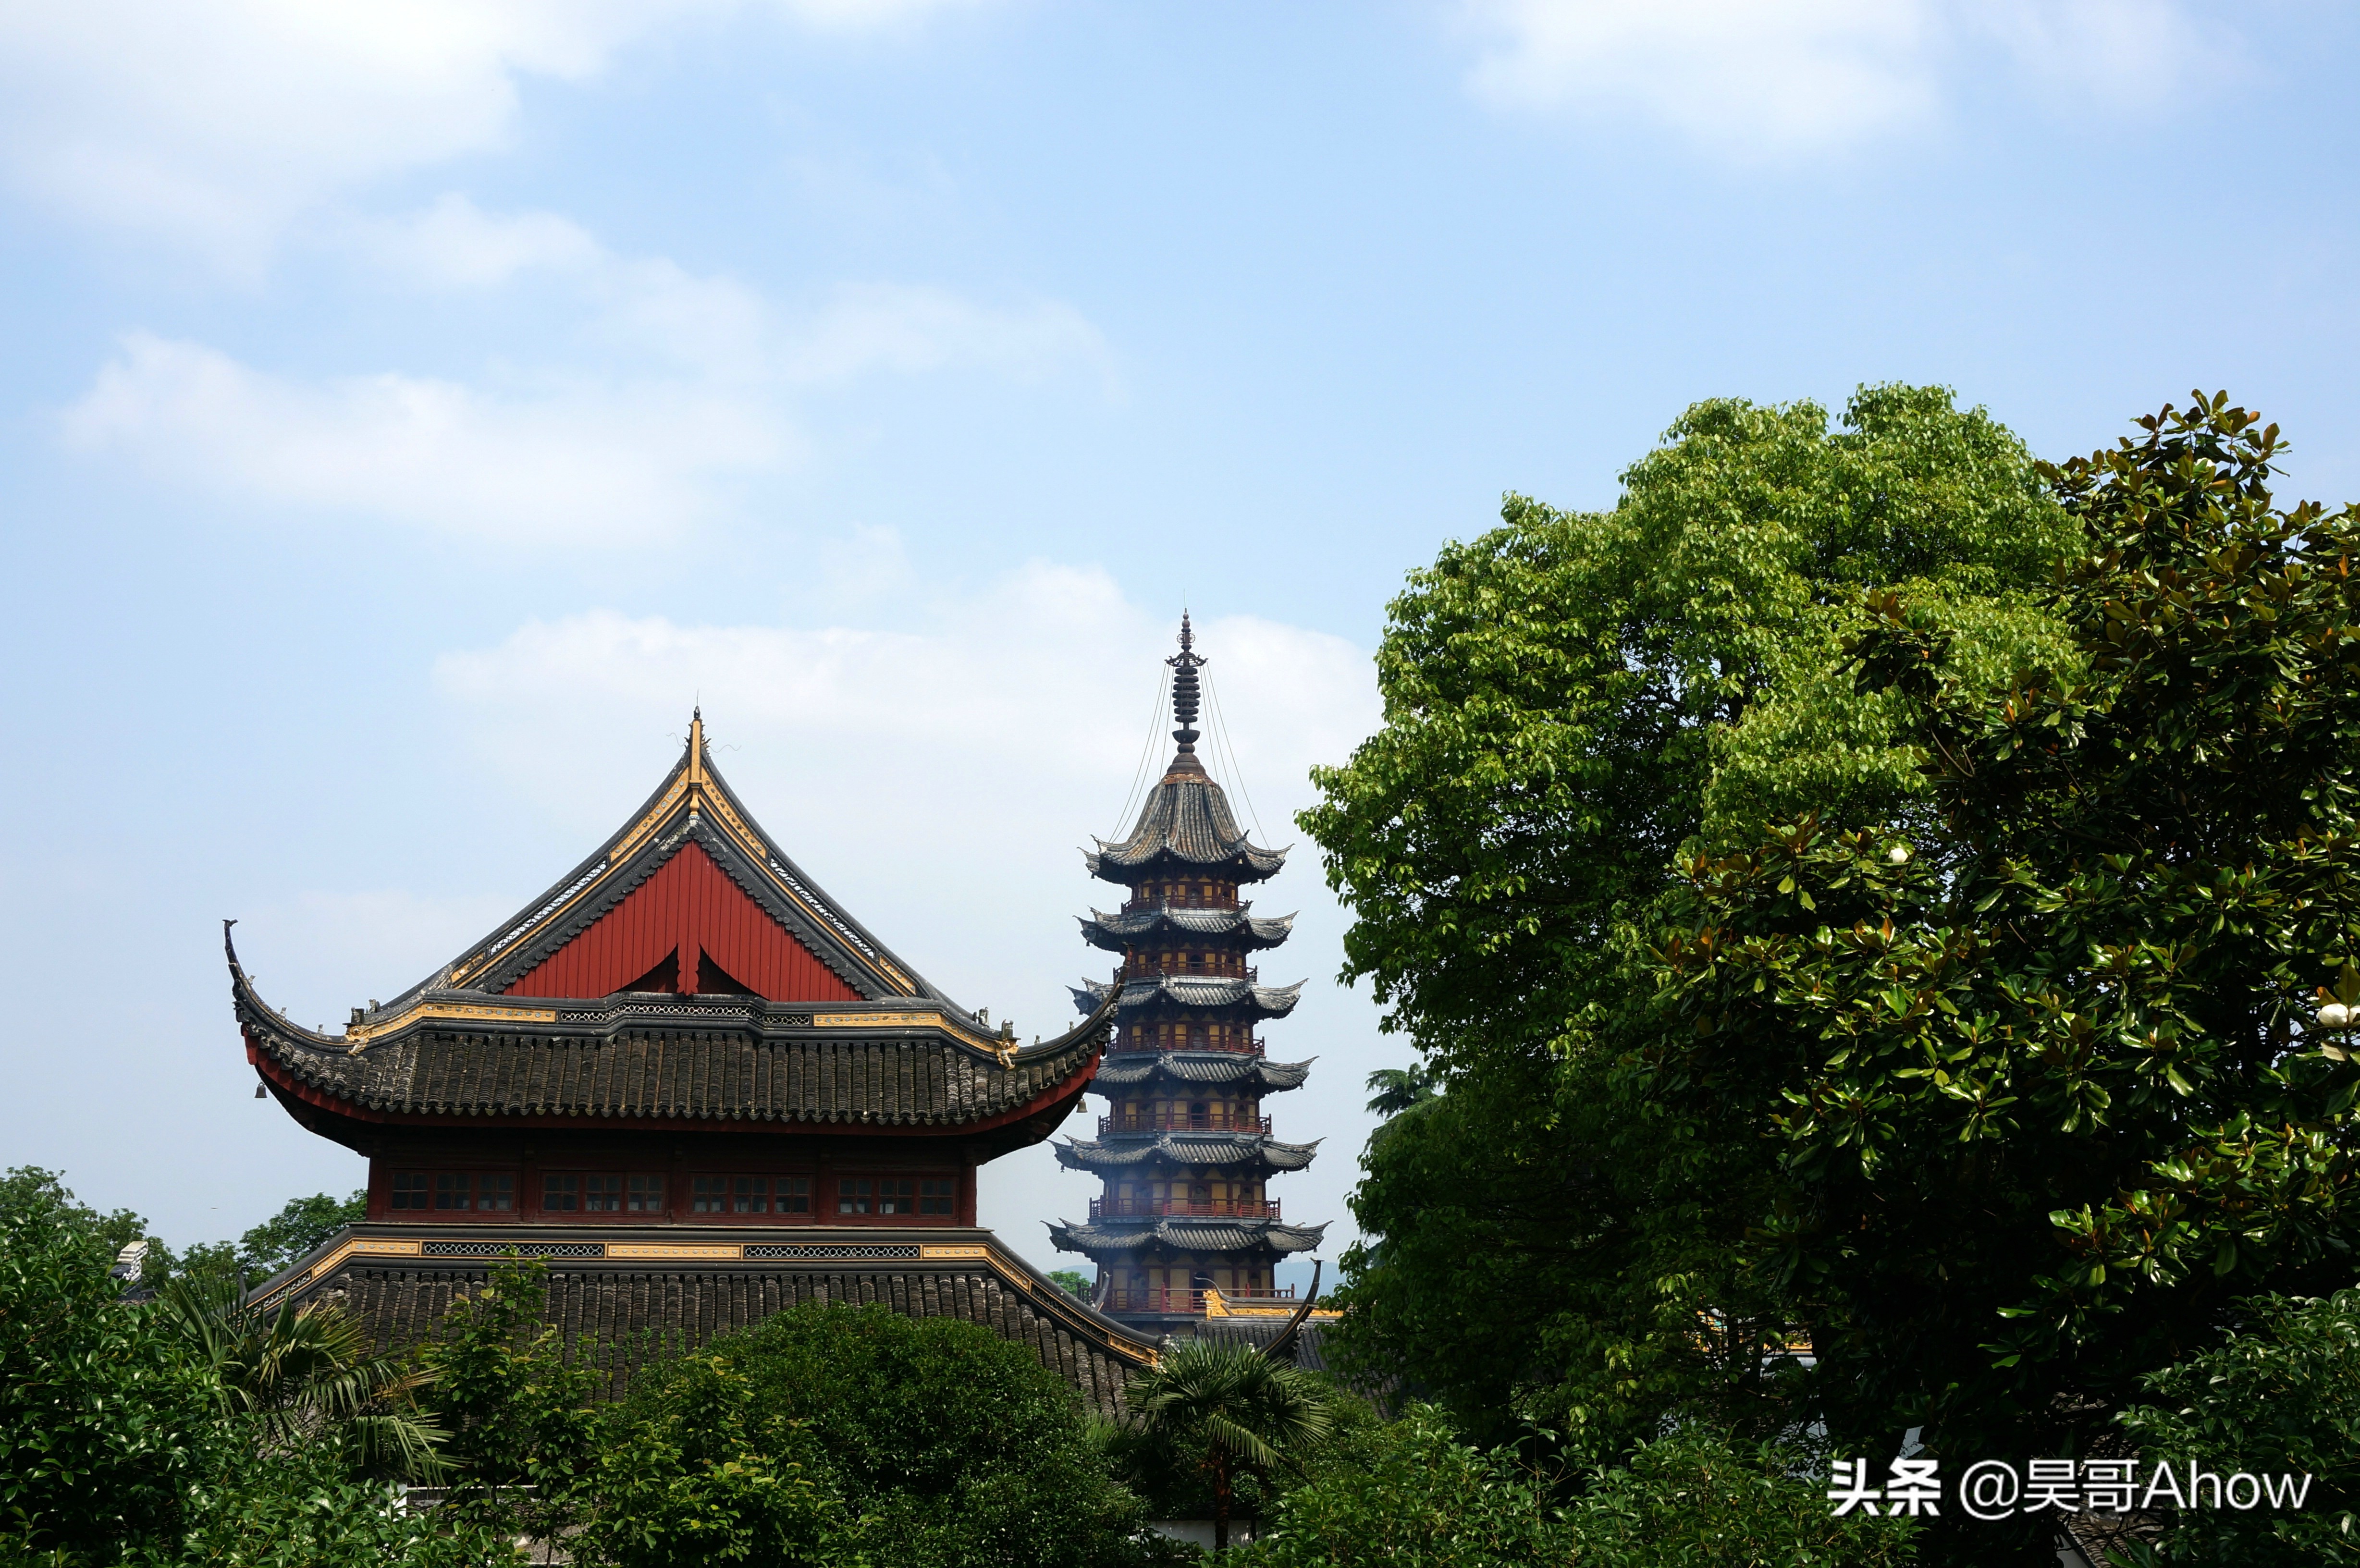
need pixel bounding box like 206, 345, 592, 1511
1301, 387, 2075, 1443
0, 1176, 212, 1557
1644, 395, 2360, 1477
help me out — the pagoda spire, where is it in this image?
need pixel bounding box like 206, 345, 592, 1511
1167, 612, 1204, 755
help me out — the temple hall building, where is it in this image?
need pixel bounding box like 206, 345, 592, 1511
1050, 617, 1329, 1324
231, 712, 1167, 1408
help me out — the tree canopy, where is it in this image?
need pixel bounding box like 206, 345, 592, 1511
1303, 386, 2079, 1447
1305, 388, 2360, 1561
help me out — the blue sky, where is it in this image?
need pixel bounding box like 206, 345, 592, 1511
3, 1, 2356, 1278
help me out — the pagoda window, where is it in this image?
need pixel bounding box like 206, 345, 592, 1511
476, 1175, 514, 1213
434, 1174, 472, 1211
390, 1173, 431, 1212
584, 1176, 623, 1213
774, 1177, 812, 1214
875, 1178, 917, 1215
1189, 1101, 1209, 1127
543, 1174, 579, 1213
691, 1176, 728, 1214
627, 1175, 666, 1213
918, 1178, 955, 1215
731, 1177, 771, 1214
838, 1178, 873, 1214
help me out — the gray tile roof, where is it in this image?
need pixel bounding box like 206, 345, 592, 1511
1079, 906, 1294, 953
234, 937, 1114, 1130
1047, 1217, 1328, 1255
258, 1225, 1157, 1416
1069, 975, 1304, 1019
1093, 1052, 1312, 1092
1085, 752, 1287, 885
1054, 1131, 1320, 1173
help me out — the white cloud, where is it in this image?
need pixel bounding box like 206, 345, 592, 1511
1460, 0, 2225, 155
60, 200, 1115, 544
356, 198, 1111, 385
60, 332, 787, 545
1972, 0, 2224, 110
787, 283, 1116, 389
355, 194, 606, 290
0, 0, 996, 270
430, 576, 1389, 1269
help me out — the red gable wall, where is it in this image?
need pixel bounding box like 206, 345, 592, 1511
502, 840, 861, 1003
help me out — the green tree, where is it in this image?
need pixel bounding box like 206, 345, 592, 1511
166, 1188, 369, 1289
236, 1189, 367, 1278
1117, 1338, 1336, 1554
1641, 395, 2360, 1487
0, 1164, 162, 1286
1236, 1405, 1569, 1568
606, 1300, 1150, 1568
1239, 1407, 1918, 1568
0, 1176, 212, 1559
0, 1169, 514, 1566
1050, 1269, 1094, 1300
416, 1258, 602, 1538
1299, 386, 2074, 1446
142, 1436, 522, 1568
2115, 1288, 2360, 1565
572, 1352, 847, 1568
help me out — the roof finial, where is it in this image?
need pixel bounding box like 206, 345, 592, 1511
1166, 611, 1204, 755
687, 707, 707, 790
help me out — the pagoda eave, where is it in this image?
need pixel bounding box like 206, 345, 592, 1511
1078, 908, 1295, 953
1055, 1131, 1320, 1174
247, 1033, 1098, 1159
1070, 976, 1305, 1019
1093, 1053, 1313, 1093
1049, 1218, 1328, 1255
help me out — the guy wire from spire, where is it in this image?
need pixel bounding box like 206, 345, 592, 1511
1203, 667, 1268, 845
1108, 662, 1171, 841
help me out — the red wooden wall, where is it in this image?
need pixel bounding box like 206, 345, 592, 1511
503, 841, 862, 1003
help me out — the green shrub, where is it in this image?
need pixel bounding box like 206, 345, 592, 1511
1239, 1406, 1918, 1568
0, 1168, 516, 1567
573, 1352, 845, 1568
2115, 1289, 2360, 1566
602, 1300, 1153, 1568
0, 1173, 214, 1558
136, 1436, 521, 1568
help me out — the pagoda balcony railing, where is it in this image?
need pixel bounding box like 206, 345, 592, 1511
1099, 1113, 1273, 1136
1109, 1035, 1266, 1056
1089, 1197, 1280, 1220
1121, 892, 1238, 912
1124, 965, 1258, 982
1105, 1286, 1297, 1314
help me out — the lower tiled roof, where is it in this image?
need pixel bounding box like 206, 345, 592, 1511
254, 1225, 1158, 1416
1094, 1052, 1312, 1092
1070, 976, 1304, 1018
1047, 1218, 1328, 1255
1055, 1131, 1320, 1173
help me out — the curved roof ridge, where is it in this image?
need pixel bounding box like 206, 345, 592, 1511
362, 712, 960, 1027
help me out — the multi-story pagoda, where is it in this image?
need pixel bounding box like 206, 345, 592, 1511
1051, 618, 1326, 1322
230, 712, 1157, 1408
